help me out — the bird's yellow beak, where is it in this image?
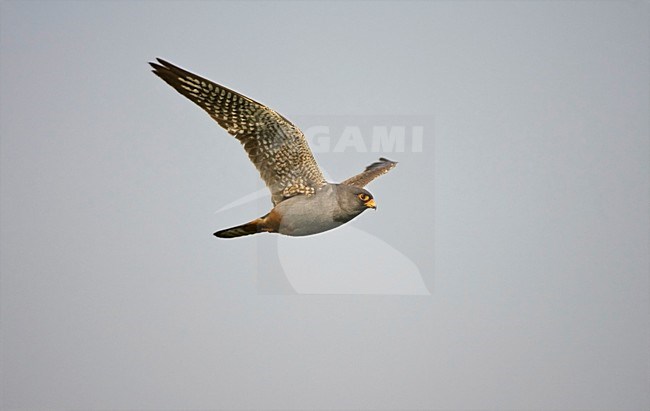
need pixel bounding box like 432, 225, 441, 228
365, 199, 376, 210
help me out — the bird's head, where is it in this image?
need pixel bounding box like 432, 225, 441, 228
335, 185, 377, 216
355, 190, 376, 210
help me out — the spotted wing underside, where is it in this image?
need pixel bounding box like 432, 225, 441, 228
150, 58, 326, 205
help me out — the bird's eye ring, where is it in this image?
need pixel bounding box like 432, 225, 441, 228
358, 193, 370, 202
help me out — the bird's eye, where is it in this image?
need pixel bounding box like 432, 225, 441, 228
358, 193, 370, 202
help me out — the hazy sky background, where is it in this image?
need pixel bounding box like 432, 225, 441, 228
1, 1, 648, 410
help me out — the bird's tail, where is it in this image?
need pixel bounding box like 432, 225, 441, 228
213, 217, 264, 239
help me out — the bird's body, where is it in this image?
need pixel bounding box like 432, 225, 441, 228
216, 184, 374, 238
150, 58, 397, 239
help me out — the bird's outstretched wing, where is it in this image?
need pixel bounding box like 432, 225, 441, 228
341, 158, 398, 188
150, 58, 326, 205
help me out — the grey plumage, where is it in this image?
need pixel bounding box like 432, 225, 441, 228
272, 185, 373, 236
150, 58, 397, 238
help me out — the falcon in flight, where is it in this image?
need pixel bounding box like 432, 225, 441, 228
150, 58, 397, 238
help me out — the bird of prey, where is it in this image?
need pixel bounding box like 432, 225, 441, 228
150, 58, 397, 238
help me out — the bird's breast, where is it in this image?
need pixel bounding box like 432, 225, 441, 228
271, 191, 359, 236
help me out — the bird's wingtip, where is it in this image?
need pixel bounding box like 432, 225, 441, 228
148, 58, 172, 69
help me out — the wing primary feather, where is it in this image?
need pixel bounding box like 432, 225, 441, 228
341, 157, 398, 188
